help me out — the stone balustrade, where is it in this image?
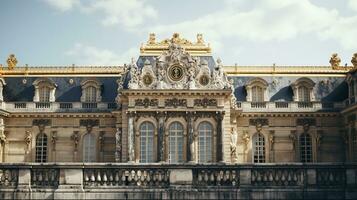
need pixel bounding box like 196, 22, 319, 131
3, 102, 117, 112
237, 101, 344, 112
0, 163, 356, 199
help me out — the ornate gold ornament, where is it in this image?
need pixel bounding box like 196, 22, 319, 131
6, 54, 18, 70
140, 33, 211, 56
142, 74, 153, 86
351, 53, 357, 68
329, 53, 341, 70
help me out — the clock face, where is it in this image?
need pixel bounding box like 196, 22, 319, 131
142, 74, 153, 86
168, 65, 184, 82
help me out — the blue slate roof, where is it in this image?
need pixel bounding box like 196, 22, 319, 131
4, 77, 118, 102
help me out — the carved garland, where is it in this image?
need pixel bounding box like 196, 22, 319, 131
194, 98, 217, 107
135, 98, 158, 107
80, 119, 99, 127
165, 98, 187, 107
33, 119, 51, 126
249, 118, 269, 126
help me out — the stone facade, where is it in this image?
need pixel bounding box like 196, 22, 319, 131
0, 33, 357, 199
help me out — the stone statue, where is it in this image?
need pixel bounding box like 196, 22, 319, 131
71, 132, 80, 152
147, 33, 156, 44
196, 34, 204, 44
329, 53, 341, 69
351, 53, 357, 68
6, 54, 17, 70
51, 131, 57, 151
128, 58, 139, 89
25, 131, 32, 154
230, 127, 238, 163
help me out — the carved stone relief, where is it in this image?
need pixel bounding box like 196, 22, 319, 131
165, 98, 187, 108
194, 98, 217, 107
135, 98, 158, 107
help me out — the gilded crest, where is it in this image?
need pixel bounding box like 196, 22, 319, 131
6, 54, 18, 70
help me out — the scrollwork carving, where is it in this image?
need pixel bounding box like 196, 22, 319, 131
249, 118, 269, 126
80, 119, 99, 127
194, 98, 217, 107
135, 98, 158, 108
165, 98, 187, 107
296, 118, 316, 126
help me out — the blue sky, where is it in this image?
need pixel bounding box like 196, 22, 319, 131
0, 0, 357, 66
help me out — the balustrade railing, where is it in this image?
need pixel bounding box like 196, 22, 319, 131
0, 168, 18, 188
83, 168, 170, 187
251, 168, 303, 186
0, 163, 355, 191
237, 101, 343, 112
193, 168, 239, 186
31, 168, 59, 188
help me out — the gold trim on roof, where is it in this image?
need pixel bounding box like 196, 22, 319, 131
140, 33, 211, 56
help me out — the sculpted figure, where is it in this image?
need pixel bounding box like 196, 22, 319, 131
196, 34, 204, 44
329, 53, 341, 69
147, 33, 156, 44
6, 54, 17, 70
25, 131, 32, 154
230, 127, 238, 163
351, 53, 357, 68
128, 58, 139, 89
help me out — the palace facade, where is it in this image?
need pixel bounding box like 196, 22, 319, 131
0, 33, 356, 199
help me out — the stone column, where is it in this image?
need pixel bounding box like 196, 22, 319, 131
115, 127, 122, 162
0, 118, 6, 162
128, 114, 135, 163
187, 112, 196, 163
157, 114, 165, 162
216, 112, 224, 162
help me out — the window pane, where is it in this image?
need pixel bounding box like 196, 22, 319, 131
298, 86, 310, 102
299, 133, 312, 162
198, 122, 213, 163
85, 86, 97, 102
140, 122, 154, 163
35, 133, 48, 163
39, 86, 50, 102
169, 122, 184, 163
83, 134, 96, 162
252, 133, 265, 163
252, 86, 263, 102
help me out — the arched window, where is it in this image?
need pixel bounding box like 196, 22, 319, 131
35, 133, 48, 163
198, 121, 213, 163
84, 86, 97, 103
83, 133, 96, 162
299, 133, 312, 162
252, 133, 265, 163
140, 121, 154, 163
168, 122, 184, 163
298, 86, 310, 102
252, 86, 264, 102
39, 86, 51, 102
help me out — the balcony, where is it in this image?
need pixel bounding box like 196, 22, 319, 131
0, 163, 356, 199
237, 101, 344, 113
3, 102, 118, 113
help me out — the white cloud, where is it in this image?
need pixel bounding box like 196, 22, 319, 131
65, 43, 138, 65
83, 0, 157, 27
43, 0, 80, 12
43, 0, 157, 29
151, 0, 357, 51
349, 0, 357, 11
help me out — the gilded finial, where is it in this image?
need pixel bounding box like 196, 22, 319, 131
6, 54, 18, 70
329, 53, 341, 70
351, 53, 357, 68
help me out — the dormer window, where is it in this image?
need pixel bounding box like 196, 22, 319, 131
81, 79, 102, 103
292, 78, 315, 102
33, 78, 57, 102
246, 78, 269, 102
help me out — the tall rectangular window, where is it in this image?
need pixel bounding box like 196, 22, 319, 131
253, 133, 265, 163
300, 133, 312, 162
